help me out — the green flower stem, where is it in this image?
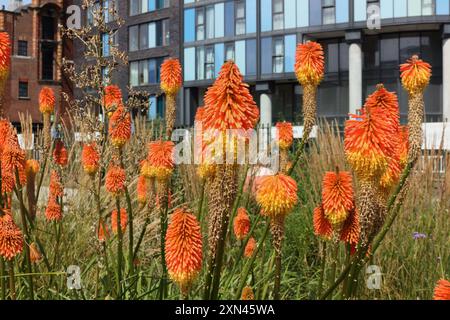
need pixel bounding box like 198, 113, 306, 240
0, 258, 5, 300
115, 197, 123, 299
8, 260, 15, 300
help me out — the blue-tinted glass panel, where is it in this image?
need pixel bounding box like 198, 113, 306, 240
309, 0, 321, 25
380, 0, 393, 18
354, 0, 367, 21
261, 37, 272, 74
149, 59, 156, 84
149, 0, 156, 11
408, 0, 421, 16
225, 1, 235, 37
297, 0, 309, 27
148, 96, 157, 120
437, 0, 450, 14
184, 0, 195, 3
235, 40, 246, 75
215, 3, 224, 38
394, 0, 407, 17
214, 43, 224, 77
246, 39, 257, 75
102, 34, 109, 56
285, 0, 296, 29
184, 47, 196, 81
246, 0, 257, 33
284, 35, 296, 72
261, 0, 272, 31
184, 9, 195, 42
336, 0, 349, 23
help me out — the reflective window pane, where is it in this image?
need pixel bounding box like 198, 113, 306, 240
310, 0, 322, 25
184, 9, 195, 42
184, 47, 196, 81
336, 0, 349, 23
246, 0, 257, 33
261, 0, 272, 31
323, 7, 335, 24
261, 37, 272, 74
246, 39, 257, 75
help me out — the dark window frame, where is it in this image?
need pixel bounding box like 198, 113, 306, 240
272, 0, 284, 30
18, 81, 29, 99
272, 36, 284, 73
18, 40, 28, 56
235, 0, 246, 35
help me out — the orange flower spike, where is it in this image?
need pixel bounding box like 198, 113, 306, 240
147, 140, 175, 181
322, 171, 354, 226
137, 175, 148, 205
340, 207, 360, 246
49, 170, 63, 198
39, 87, 56, 114
53, 140, 69, 167
233, 207, 251, 240
241, 286, 255, 300
244, 237, 256, 258
0, 32, 11, 82
1, 133, 25, 172
313, 206, 333, 240
160, 58, 183, 96
165, 209, 203, 291
1, 170, 14, 194
398, 126, 409, 166
111, 208, 128, 234
433, 279, 450, 300
202, 61, 259, 132
97, 219, 109, 242
105, 165, 126, 196
108, 106, 132, 148
256, 174, 298, 217
0, 119, 11, 154
45, 196, 62, 221
25, 159, 40, 176
400, 55, 432, 95
295, 41, 325, 86
276, 122, 294, 150
364, 84, 400, 130
0, 211, 24, 260
104, 85, 122, 112
82, 143, 100, 175
29, 242, 42, 264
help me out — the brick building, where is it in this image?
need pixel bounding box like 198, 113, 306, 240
73, 0, 182, 121
0, 0, 73, 129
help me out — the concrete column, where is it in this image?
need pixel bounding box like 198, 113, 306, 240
260, 93, 272, 127
349, 42, 363, 115
443, 37, 450, 122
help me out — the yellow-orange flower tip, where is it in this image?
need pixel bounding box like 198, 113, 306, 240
197, 163, 216, 180
364, 84, 400, 129
45, 196, 62, 221
39, 87, 56, 114
111, 208, 128, 234
49, 170, 63, 198
1, 133, 25, 172
0, 211, 23, 260
104, 85, 122, 112
82, 143, 100, 175
29, 242, 42, 264
0, 32, 11, 77
400, 55, 431, 94
53, 140, 68, 166
433, 279, 450, 300
322, 171, 354, 226
313, 206, 333, 240
105, 165, 126, 196
276, 122, 294, 150
256, 174, 298, 217
147, 140, 175, 181
108, 106, 132, 148
244, 237, 256, 258
137, 175, 147, 204
25, 159, 40, 176
97, 219, 109, 242
241, 286, 255, 300
165, 208, 203, 290
344, 104, 394, 180
295, 41, 325, 86
202, 61, 259, 132
339, 207, 360, 246
233, 207, 251, 240
160, 58, 183, 95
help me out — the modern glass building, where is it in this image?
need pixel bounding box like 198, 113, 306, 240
180, 0, 450, 126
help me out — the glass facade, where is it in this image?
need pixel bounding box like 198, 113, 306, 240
129, 58, 164, 87
130, 0, 169, 16
129, 20, 169, 51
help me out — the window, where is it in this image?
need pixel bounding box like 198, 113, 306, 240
261, 37, 272, 74
225, 43, 235, 61
148, 95, 165, 120
102, 33, 117, 57
235, 1, 246, 35
162, 19, 170, 46
129, 58, 163, 86
130, 0, 169, 16
310, 0, 322, 25
215, 3, 225, 38
101, 67, 110, 85
298, 0, 309, 27
41, 43, 54, 80
196, 8, 205, 41
246, 39, 257, 75
18, 81, 28, 98
129, 20, 169, 51
197, 47, 205, 80
273, 0, 284, 30
273, 37, 284, 73
436, 0, 450, 15
129, 25, 139, 51
246, 0, 257, 33
206, 6, 215, 39
225, 1, 235, 37
205, 46, 215, 79
184, 47, 196, 81
184, 9, 195, 42
323, 0, 336, 24
18, 40, 28, 56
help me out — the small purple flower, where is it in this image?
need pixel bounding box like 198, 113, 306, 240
413, 232, 427, 240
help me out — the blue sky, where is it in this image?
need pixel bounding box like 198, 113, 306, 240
0, 0, 31, 10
